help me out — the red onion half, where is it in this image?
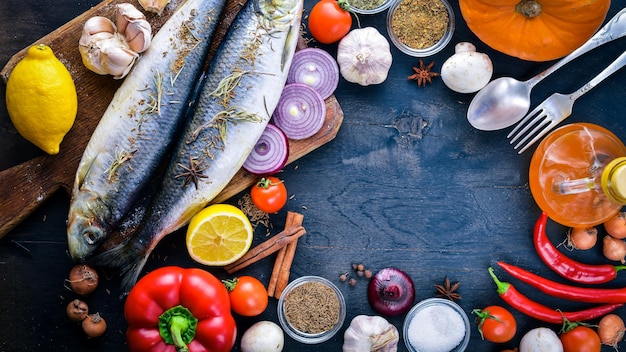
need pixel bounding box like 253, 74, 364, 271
272, 83, 326, 140
243, 123, 289, 175
367, 267, 416, 316
287, 48, 339, 100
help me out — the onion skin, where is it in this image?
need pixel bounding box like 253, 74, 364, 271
67, 264, 99, 296
566, 227, 598, 250
367, 268, 415, 316
598, 314, 625, 347
603, 235, 626, 264
605, 212, 626, 239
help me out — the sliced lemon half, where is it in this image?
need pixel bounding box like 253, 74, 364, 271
186, 204, 253, 266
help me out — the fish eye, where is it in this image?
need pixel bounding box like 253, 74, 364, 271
83, 231, 100, 245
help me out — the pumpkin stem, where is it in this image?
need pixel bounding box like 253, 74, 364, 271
515, 0, 542, 18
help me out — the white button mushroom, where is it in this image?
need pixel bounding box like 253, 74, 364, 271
440, 42, 493, 94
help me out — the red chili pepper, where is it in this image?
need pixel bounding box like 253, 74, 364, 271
124, 266, 237, 352
534, 211, 626, 284
488, 267, 623, 324
498, 261, 626, 304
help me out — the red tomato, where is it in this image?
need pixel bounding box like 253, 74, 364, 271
473, 306, 517, 343
223, 276, 268, 317
308, 0, 352, 44
250, 176, 287, 213
560, 325, 601, 352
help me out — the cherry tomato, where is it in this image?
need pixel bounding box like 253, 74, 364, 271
473, 306, 517, 343
223, 276, 268, 317
308, 0, 352, 44
250, 176, 287, 213
560, 325, 601, 352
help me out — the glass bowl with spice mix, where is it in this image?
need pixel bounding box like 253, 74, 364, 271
350, 0, 394, 15
403, 298, 470, 352
277, 276, 346, 344
386, 0, 455, 57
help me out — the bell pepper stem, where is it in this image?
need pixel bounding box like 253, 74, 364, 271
488, 267, 510, 295
158, 305, 198, 352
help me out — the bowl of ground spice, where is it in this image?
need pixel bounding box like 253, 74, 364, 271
403, 298, 470, 352
350, 0, 394, 15
277, 276, 346, 344
386, 0, 455, 57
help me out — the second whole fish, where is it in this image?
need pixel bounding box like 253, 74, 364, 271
66, 0, 228, 261
93, 0, 304, 293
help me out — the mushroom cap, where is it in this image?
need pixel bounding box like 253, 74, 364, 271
441, 43, 493, 94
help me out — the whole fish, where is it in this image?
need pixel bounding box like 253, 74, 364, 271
67, 0, 227, 260
93, 0, 303, 292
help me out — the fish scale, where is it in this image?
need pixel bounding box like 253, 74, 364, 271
92, 0, 303, 293
67, 0, 228, 261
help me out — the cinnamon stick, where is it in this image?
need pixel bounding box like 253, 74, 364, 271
273, 213, 305, 298
224, 223, 306, 274
267, 212, 304, 296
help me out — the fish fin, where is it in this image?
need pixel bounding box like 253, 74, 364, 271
89, 240, 150, 296
281, 23, 298, 70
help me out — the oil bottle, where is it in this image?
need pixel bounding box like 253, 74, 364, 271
529, 123, 626, 228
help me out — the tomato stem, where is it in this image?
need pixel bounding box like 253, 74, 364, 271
222, 277, 239, 292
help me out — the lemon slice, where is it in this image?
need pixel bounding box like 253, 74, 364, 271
186, 204, 253, 266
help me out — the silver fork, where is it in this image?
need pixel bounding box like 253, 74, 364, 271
507, 50, 626, 154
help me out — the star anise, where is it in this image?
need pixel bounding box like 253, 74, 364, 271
408, 60, 439, 87
435, 277, 461, 301
175, 155, 208, 189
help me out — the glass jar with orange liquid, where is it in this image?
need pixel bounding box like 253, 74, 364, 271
529, 123, 626, 228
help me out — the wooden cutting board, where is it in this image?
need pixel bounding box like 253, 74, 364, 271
0, 0, 343, 238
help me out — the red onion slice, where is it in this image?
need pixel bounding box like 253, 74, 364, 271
272, 83, 326, 140
287, 48, 339, 100
243, 123, 289, 175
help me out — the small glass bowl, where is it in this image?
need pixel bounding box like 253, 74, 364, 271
277, 276, 346, 344
350, 0, 394, 15
403, 298, 470, 352
386, 0, 455, 57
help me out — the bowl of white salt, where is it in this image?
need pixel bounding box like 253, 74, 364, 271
403, 298, 470, 352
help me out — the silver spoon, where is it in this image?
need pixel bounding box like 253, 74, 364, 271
467, 7, 626, 131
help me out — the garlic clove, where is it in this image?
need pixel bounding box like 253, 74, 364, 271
138, 0, 171, 15
115, 3, 147, 34
124, 19, 152, 53
115, 3, 152, 53
100, 44, 139, 79
81, 16, 117, 37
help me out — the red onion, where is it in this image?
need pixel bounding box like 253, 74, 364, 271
367, 267, 415, 316
243, 123, 289, 175
287, 47, 339, 100
272, 83, 326, 140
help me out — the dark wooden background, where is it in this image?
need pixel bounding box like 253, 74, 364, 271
1, 1, 626, 351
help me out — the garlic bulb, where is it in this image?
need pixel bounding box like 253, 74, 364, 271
342, 315, 399, 352
337, 27, 392, 86
138, 0, 171, 15
79, 3, 152, 79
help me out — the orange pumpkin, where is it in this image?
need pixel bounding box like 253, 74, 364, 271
459, 0, 611, 62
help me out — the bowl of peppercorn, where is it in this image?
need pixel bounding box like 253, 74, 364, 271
350, 0, 394, 15
386, 0, 455, 57
277, 276, 346, 344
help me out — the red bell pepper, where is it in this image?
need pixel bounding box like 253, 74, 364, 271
124, 266, 236, 352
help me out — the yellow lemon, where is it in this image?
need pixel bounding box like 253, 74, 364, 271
186, 204, 253, 266
5, 44, 78, 155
